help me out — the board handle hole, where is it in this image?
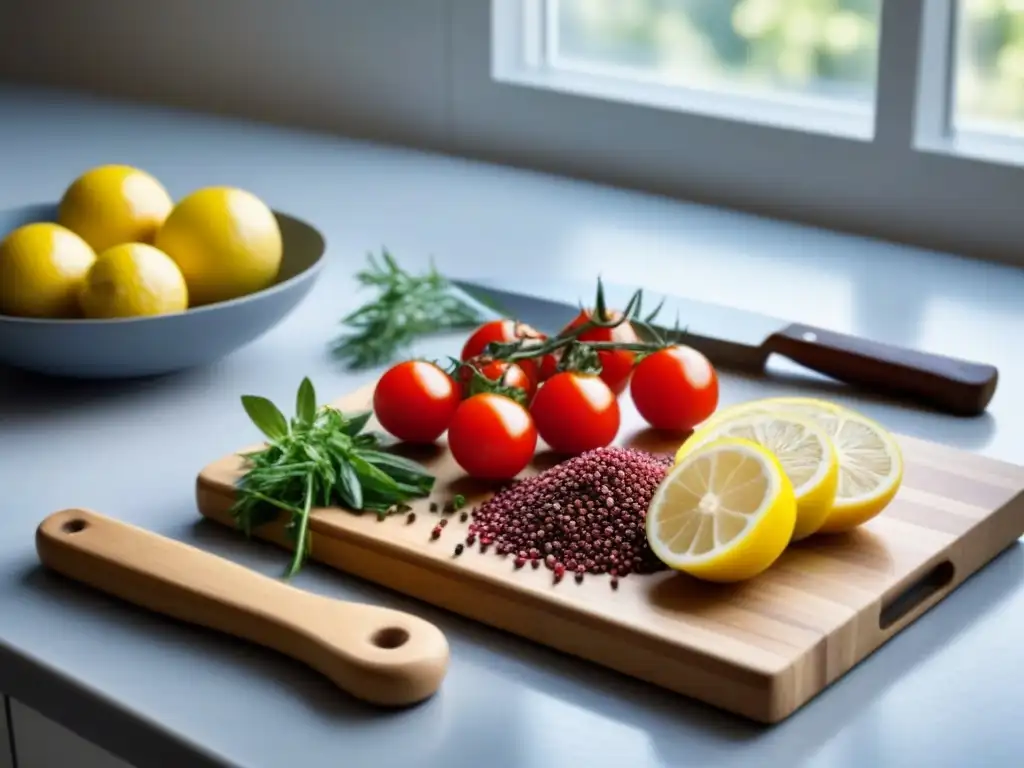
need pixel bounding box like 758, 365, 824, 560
879, 559, 955, 631
61, 519, 88, 534
371, 627, 410, 650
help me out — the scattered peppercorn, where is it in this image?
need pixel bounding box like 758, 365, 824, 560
575, 572, 584, 584
460, 511, 469, 523
454, 543, 464, 556
466, 533, 476, 546
439, 518, 448, 528
610, 577, 619, 590
430, 526, 442, 540
406, 512, 416, 524
430, 502, 439, 513
468, 447, 671, 586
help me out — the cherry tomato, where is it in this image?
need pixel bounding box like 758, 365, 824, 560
538, 349, 561, 381
373, 360, 461, 443
630, 345, 719, 431
461, 320, 552, 383
561, 309, 638, 396
447, 393, 538, 479
459, 357, 536, 403
530, 372, 620, 455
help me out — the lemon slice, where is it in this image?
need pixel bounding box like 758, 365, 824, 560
676, 411, 838, 541
646, 437, 796, 582
812, 405, 903, 532
705, 397, 902, 532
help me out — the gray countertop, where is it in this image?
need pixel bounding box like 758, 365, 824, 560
2, 83, 1024, 768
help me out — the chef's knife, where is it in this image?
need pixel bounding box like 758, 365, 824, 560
450, 277, 998, 417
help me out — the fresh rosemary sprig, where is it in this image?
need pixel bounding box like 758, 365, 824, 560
330, 249, 486, 370
230, 377, 436, 578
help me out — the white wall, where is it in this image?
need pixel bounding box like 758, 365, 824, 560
0, 0, 452, 151
1, 0, 1023, 268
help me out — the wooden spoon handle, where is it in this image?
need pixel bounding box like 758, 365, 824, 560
35, 508, 449, 707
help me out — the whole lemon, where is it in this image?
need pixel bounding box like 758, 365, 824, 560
58, 164, 174, 252
0, 223, 97, 318
79, 243, 188, 319
154, 187, 282, 306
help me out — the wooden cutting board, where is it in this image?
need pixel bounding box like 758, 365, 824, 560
196, 383, 1024, 723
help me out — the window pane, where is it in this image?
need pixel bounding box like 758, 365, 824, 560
955, 0, 1024, 134
551, 0, 881, 104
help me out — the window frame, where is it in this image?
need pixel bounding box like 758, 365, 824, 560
448, 0, 1024, 267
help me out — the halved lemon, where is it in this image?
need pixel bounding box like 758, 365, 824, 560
676, 411, 838, 541
646, 437, 796, 582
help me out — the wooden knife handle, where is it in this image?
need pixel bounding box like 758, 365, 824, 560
765, 324, 998, 416
35, 508, 449, 707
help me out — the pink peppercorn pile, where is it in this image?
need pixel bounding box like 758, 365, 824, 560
467, 447, 672, 583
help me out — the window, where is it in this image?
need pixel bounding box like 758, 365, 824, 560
496, 0, 1024, 157
552, 0, 881, 107
496, 0, 885, 137
475, 0, 1024, 265
954, 0, 1024, 137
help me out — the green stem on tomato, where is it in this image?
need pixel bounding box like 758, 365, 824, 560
485, 316, 675, 368
473, 279, 685, 378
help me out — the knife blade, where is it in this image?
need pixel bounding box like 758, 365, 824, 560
450, 277, 998, 417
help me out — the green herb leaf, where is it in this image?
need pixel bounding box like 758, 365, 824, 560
230, 377, 436, 578
348, 453, 404, 496
341, 410, 373, 437
241, 395, 289, 441
336, 459, 363, 509
295, 377, 316, 427
359, 449, 436, 483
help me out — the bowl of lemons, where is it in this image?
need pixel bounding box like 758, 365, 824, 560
0, 165, 326, 379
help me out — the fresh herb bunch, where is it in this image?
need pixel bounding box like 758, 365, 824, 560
484, 278, 683, 375
331, 249, 485, 370
231, 377, 436, 578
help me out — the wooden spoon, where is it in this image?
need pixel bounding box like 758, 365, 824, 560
35, 508, 450, 707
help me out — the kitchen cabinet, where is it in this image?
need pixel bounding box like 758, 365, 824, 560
9, 699, 134, 768
1, 698, 12, 768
